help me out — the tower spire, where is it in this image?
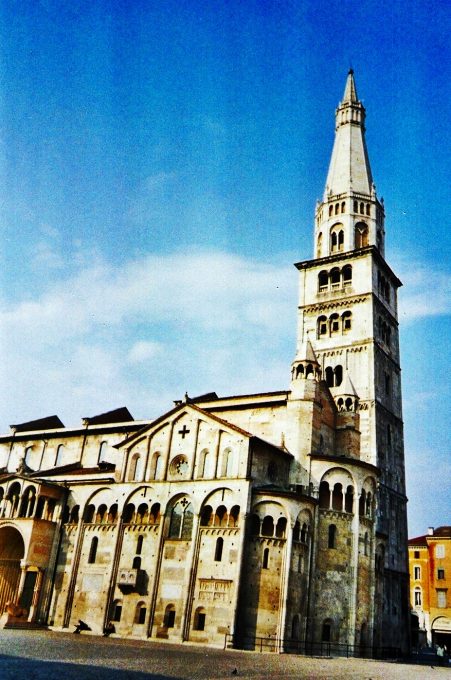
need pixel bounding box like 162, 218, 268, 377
313, 71, 385, 259
325, 70, 372, 197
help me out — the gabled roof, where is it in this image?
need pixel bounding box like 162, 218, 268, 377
10, 415, 65, 432
115, 402, 292, 458
82, 407, 134, 425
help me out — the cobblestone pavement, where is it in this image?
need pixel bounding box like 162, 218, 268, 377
0, 630, 448, 679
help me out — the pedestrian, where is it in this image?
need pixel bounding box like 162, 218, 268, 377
436, 644, 444, 666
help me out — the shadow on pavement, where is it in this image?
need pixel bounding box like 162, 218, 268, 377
0, 654, 183, 680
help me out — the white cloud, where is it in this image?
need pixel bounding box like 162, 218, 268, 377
392, 253, 451, 323
0, 250, 296, 428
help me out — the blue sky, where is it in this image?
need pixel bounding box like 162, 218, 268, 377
0, 0, 449, 537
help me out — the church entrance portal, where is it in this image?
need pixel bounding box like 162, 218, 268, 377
0, 526, 25, 615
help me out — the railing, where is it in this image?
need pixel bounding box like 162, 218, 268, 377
224, 634, 401, 660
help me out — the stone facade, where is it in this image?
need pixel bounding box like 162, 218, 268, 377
0, 72, 409, 653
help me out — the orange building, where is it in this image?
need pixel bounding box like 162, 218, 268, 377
408, 526, 451, 650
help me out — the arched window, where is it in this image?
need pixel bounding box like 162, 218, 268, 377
330, 313, 340, 334
108, 503, 118, 523
353, 200, 358, 213
200, 504, 213, 527
318, 270, 328, 291
164, 604, 176, 628
96, 504, 108, 523
194, 607, 206, 631
215, 505, 228, 527
317, 315, 328, 338
338, 230, 344, 250
329, 205, 333, 217
355, 223, 369, 248
319, 481, 330, 509
341, 201, 346, 213
98, 441, 108, 464
136, 535, 144, 555
128, 453, 142, 481
366, 203, 370, 216
334, 365, 343, 386
151, 452, 163, 480
168, 498, 194, 540
261, 516, 274, 537
331, 231, 338, 252
55, 444, 65, 467
150, 502, 160, 524
84, 504, 95, 523
366, 492, 372, 517
322, 619, 332, 642
332, 483, 343, 511
123, 503, 135, 523
223, 448, 236, 477
330, 267, 340, 288
301, 523, 308, 543
70, 505, 80, 523
88, 536, 98, 564
414, 565, 421, 580
132, 556, 141, 569
136, 503, 148, 524
214, 537, 224, 562
293, 521, 300, 542
229, 505, 240, 527
135, 602, 146, 625
275, 517, 287, 538
342, 311, 352, 331
262, 547, 270, 569
328, 524, 337, 549
24, 446, 33, 468
342, 264, 352, 285
335, 203, 339, 215
325, 366, 334, 387
201, 450, 214, 478
360, 202, 364, 214
112, 599, 122, 622
414, 587, 422, 607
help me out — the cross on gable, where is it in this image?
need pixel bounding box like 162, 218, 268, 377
178, 424, 190, 439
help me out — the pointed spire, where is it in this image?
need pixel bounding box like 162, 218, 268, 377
298, 338, 318, 364
342, 69, 358, 104
323, 70, 373, 198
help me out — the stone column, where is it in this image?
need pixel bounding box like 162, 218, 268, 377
28, 569, 44, 622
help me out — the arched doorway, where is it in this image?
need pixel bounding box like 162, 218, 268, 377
0, 526, 25, 615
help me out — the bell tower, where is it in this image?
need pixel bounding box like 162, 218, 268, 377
295, 71, 409, 651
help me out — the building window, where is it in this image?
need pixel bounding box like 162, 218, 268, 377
436, 544, 445, 558
262, 547, 270, 569
437, 590, 447, 608
328, 524, 337, 549
194, 607, 206, 631
342, 311, 352, 331
98, 441, 108, 464
414, 566, 421, 580
112, 600, 122, 622
164, 605, 176, 628
135, 603, 146, 625
55, 444, 65, 467
136, 535, 144, 555
322, 620, 332, 642
438, 568, 445, 580
88, 536, 98, 564
132, 556, 141, 569
214, 537, 224, 562
414, 550, 420, 559
168, 498, 194, 540
414, 588, 422, 607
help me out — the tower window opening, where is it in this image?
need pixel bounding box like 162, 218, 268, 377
414, 566, 421, 580
414, 588, 422, 607
334, 365, 343, 386
360, 202, 365, 214
325, 366, 334, 387
343, 265, 352, 285
335, 203, 339, 215
330, 268, 340, 288
330, 314, 340, 334
329, 205, 333, 217
194, 607, 206, 631
338, 230, 344, 250
318, 270, 328, 291
262, 547, 270, 569
341, 201, 346, 213
164, 605, 176, 628
88, 536, 98, 564
319, 481, 330, 509
354, 200, 358, 212
328, 524, 337, 549
342, 311, 352, 331
355, 223, 369, 248
214, 537, 224, 562
318, 316, 328, 338
136, 535, 144, 555
366, 204, 370, 216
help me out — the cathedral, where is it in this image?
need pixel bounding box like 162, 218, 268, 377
0, 72, 410, 654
